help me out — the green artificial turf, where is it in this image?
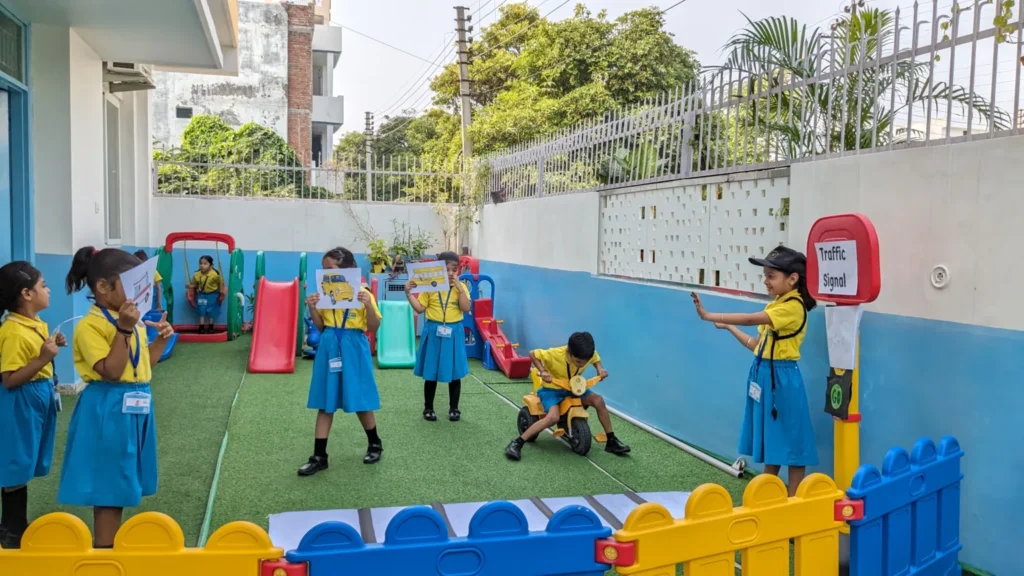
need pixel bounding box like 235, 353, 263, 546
27, 338, 249, 544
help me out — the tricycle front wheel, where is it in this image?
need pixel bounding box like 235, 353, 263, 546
517, 407, 539, 443
567, 418, 592, 456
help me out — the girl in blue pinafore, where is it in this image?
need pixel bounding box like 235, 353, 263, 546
691, 246, 818, 496
405, 251, 471, 422
191, 255, 225, 334
298, 247, 384, 476
61, 247, 175, 548
0, 262, 65, 549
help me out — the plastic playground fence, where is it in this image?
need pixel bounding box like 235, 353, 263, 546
0, 436, 963, 576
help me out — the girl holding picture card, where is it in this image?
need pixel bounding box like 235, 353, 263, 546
299, 247, 384, 476
405, 252, 472, 422
61, 247, 174, 548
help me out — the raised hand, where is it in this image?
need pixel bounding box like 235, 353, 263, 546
144, 311, 174, 340
118, 301, 141, 330
690, 291, 710, 321
54, 332, 68, 347
357, 290, 371, 306
39, 338, 59, 362
305, 293, 320, 308
404, 280, 417, 293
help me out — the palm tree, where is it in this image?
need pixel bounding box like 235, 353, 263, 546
710, 9, 1010, 161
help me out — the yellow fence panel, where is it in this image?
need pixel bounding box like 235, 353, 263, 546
614, 473, 845, 576
0, 511, 283, 576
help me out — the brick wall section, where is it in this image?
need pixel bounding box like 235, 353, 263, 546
286, 2, 313, 165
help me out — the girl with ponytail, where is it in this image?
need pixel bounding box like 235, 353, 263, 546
59, 247, 175, 548
691, 245, 818, 496
0, 261, 64, 548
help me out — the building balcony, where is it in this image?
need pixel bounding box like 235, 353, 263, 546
312, 95, 344, 126
313, 24, 343, 54
7, 0, 240, 75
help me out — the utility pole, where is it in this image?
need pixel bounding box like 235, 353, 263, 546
454, 6, 473, 160
364, 111, 374, 201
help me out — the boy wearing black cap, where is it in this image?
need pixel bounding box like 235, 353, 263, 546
691, 245, 818, 496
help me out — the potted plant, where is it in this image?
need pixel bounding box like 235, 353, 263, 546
367, 238, 392, 274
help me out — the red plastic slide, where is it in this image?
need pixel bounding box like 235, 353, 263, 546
473, 297, 532, 379
248, 277, 299, 374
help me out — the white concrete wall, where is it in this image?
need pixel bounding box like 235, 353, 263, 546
69, 30, 106, 249
473, 192, 599, 273
149, 197, 447, 254
30, 24, 72, 255
789, 135, 1024, 330
151, 0, 289, 148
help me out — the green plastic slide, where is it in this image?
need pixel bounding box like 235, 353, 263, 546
376, 300, 416, 368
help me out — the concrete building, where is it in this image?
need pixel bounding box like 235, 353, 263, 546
0, 0, 238, 375
152, 0, 344, 165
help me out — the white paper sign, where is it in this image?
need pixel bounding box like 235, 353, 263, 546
825, 305, 863, 370
814, 240, 858, 296
406, 261, 451, 295
315, 269, 363, 310
120, 257, 159, 317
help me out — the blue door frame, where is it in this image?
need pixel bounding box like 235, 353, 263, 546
0, 3, 31, 264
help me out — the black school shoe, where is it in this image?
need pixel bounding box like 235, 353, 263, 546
0, 526, 22, 550
423, 409, 437, 422
449, 409, 461, 422
605, 434, 631, 455
505, 438, 524, 461
364, 442, 383, 464
297, 455, 328, 476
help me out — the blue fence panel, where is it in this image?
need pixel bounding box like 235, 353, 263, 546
847, 436, 964, 576
286, 501, 612, 576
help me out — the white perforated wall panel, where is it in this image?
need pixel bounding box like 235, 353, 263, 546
599, 173, 790, 295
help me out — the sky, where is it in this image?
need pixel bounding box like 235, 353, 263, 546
328, 0, 977, 141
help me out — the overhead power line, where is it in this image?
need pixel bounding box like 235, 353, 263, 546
333, 22, 439, 65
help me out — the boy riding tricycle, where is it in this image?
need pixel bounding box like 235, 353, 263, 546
505, 332, 630, 461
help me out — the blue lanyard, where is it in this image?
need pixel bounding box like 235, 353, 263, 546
100, 308, 140, 378
440, 287, 455, 325
331, 309, 351, 330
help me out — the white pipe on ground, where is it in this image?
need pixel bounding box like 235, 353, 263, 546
605, 406, 744, 478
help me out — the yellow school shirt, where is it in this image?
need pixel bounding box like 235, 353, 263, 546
532, 345, 602, 386
321, 288, 381, 331
192, 270, 222, 293
74, 306, 152, 383
0, 313, 54, 381
754, 290, 807, 361
154, 271, 162, 284
418, 282, 469, 323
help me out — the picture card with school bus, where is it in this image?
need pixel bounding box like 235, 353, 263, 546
406, 261, 450, 295
120, 257, 159, 317
315, 268, 363, 310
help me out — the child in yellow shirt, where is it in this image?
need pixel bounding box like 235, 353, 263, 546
191, 255, 225, 333
691, 246, 818, 496
299, 247, 384, 475
0, 262, 66, 549
505, 332, 630, 460
404, 252, 471, 422
61, 247, 174, 547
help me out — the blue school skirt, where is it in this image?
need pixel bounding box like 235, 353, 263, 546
738, 359, 818, 467
196, 290, 221, 318
308, 328, 380, 414
414, 320, 470, 383
0, 379, 57, 487
57, 382, 158, 507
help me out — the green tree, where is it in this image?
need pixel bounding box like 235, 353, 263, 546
717, 10, 1010, 159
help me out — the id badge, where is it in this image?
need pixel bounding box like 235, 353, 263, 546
328, 358, 343, 373
123, 392, 152, 415
748, 382, 762, 403
436, 325, 453, 338
197, 296, 208, 307
54, 392, 63, 413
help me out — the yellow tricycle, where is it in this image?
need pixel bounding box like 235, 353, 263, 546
517, 373, 605, 456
